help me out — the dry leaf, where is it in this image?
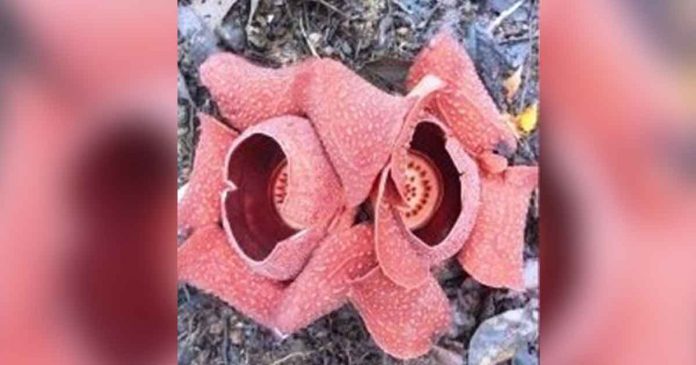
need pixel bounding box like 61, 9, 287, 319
516, 103, 538, 134
503, 67, 523, 101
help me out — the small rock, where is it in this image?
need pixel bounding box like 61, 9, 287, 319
308, 32, 322, 47
178, 6, 219, 67
468, 307, 538, 365
229, 329, 243, 345
191, 0, 237, 29
513, 346, 538, 365
218, 23, 246, 52
396, 27, 410, 36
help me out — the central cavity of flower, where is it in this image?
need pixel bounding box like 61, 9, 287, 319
268, 149, 446, 232
398, 150, 444, 230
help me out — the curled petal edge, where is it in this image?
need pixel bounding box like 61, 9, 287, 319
274, 224, 377, 334
178, 114, 237, 230
406, 30, 518, 163
221, 191, 327, 281
221, 116, 343, 280
374, 168, 430, 289
391, 117, 482, 264
177, 224, 285, 329
458, 165, 538, 290
348, 267, 451, 360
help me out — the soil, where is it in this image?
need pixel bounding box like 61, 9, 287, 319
177, 0, 539, 364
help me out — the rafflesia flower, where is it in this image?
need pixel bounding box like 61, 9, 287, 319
178, 30, 538, 359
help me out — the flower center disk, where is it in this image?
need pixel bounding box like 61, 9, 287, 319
398, 150, 443, 230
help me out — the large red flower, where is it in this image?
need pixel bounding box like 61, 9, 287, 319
178, 30, 538, 359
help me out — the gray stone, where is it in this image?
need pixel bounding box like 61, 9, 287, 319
178, 6, 219, 67
190, 0, 237, 30
468, 305, 538, 365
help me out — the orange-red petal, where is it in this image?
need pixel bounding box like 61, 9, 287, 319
178, 114, 237, 230
222, 192, 327, 280
274, 225, 376, 334
297, 58, 426, 207
348, 268, 451, 359
233, 115, 343, 228
407, 30, 517, 161
177, 224, 285, 328
200, 54, 302, 131
458, 166, 538, 290
374, 169, 430, 289
391, 118, 481, 264
201, 53, 438, 207
222, 116, 342, 280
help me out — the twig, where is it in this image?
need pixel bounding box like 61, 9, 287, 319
181, 283, 191, 303
222, 321, 230, 364
487, 0, 526, 33
390, 0, 413, 15
298, 7, 319, 57
268, 351, 315, 365
499, 32, 539, 45
307, 0, 348, 18
247, 0, 259, 28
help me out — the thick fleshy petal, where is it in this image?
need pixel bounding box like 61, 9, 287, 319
178, 114, 237, 230
374, 169, 429, 289
222, 116, 342, 280
458, 166, 538, 290
222, 194, 327, 281
201, 53, 438, 207
233, 115, 343, 228
299, 60, 440, 206
177, 224, 285, 328
274, 225, 376, 334
391, 118, 481, 264
325, 205, 360, 236
200, 54, 301, 131
406, 31, 517, 162
348, 268, 451, 359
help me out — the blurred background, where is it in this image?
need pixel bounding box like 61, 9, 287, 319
0, 0, 693, 364
0, 1, 176, 364
541, 0, 696, 364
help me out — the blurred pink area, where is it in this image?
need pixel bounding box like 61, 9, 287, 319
0, 1, 176, 364
542, 0, 696, 364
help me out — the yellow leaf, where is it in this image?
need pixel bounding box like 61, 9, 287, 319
504, 67, 523, 101
516, 103, 538, 134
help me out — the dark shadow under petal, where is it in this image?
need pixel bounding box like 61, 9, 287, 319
409, 122, 463, 246
225, 134, 296, 261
